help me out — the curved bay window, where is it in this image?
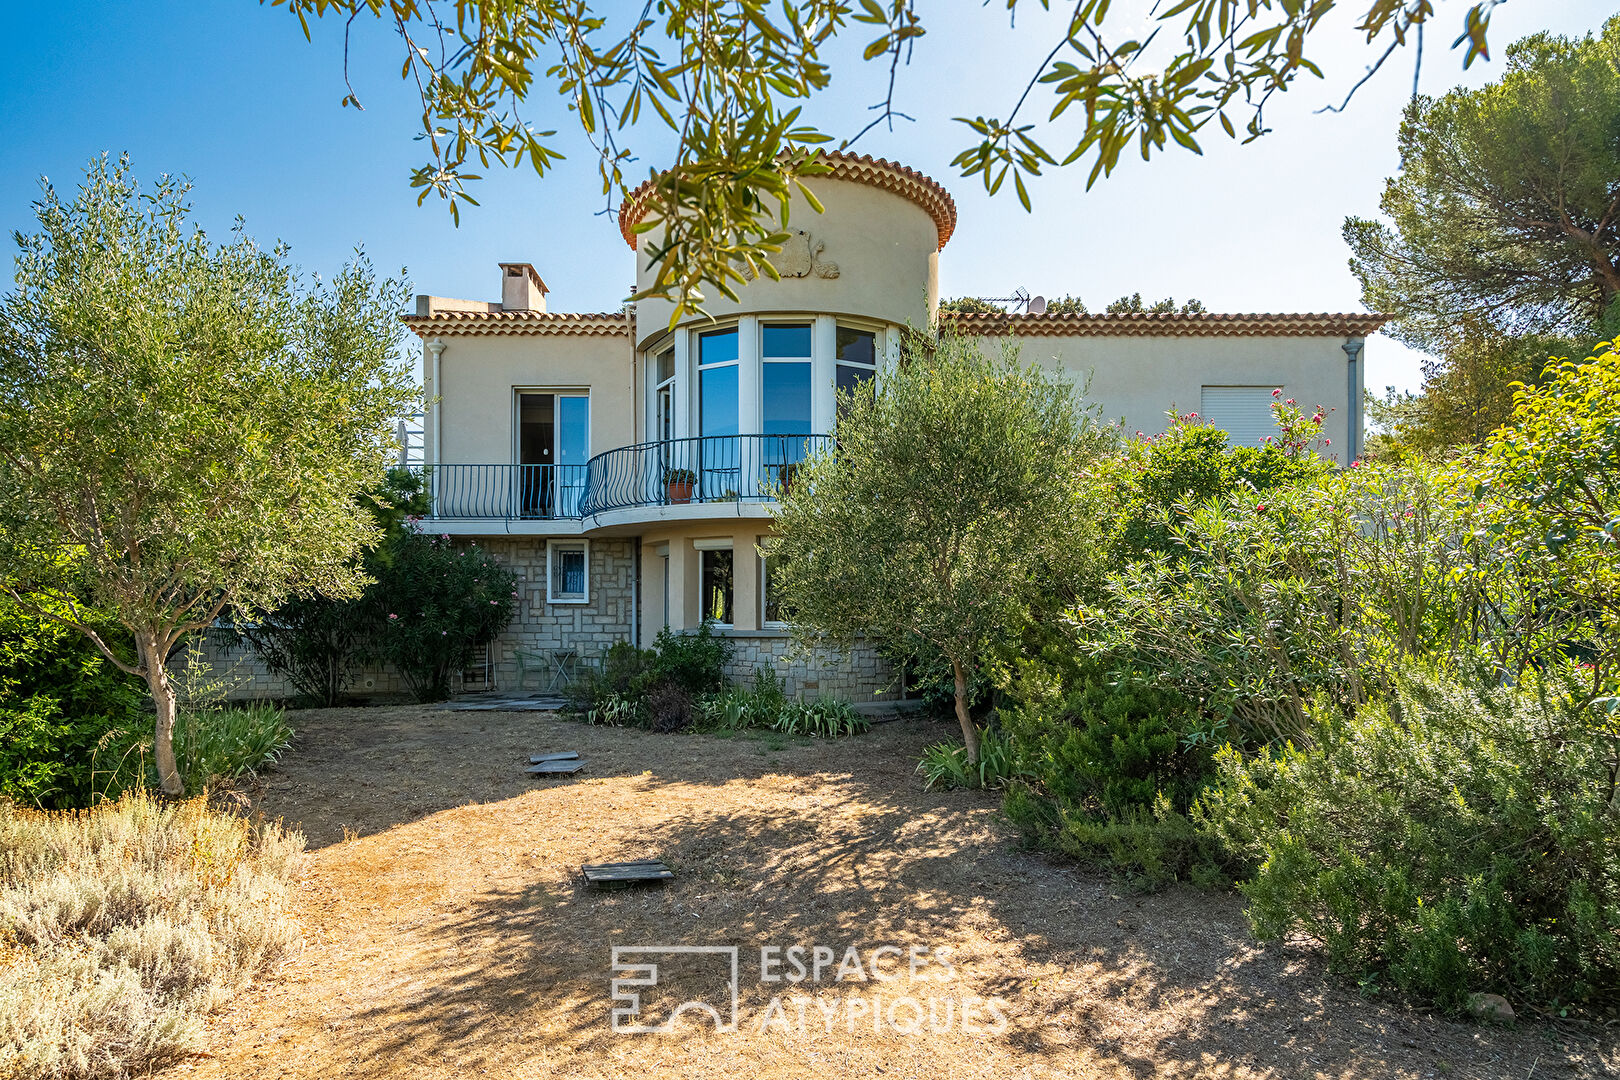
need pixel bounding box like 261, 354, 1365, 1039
644, 316, 888, 506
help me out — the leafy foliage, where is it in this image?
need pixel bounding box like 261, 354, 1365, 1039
233, 468, 432, 706
1109, 408, 1329, 559
282, 0, 1501, 318
649, 623, 734, 696
0, 594, 144, 809
773, 325, 1111, 761
771, 697, 869, 738
0, 156, 417, 794
1482, 344, 1620, 679
1199, 668, 1620, 1011
1103, 293, 1206, 315
917, 725, 1022, 791
364, 534, 518, 703
1345, 18, 1620, 348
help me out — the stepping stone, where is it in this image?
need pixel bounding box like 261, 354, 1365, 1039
526, 759, 585, 776
581, 860, 673, 886
529, 751, 580, 763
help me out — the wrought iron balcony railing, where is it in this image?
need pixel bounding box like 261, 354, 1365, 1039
421, 434, 830, 521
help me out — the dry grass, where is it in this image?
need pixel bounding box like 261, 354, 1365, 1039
0, 793, 304, 1079
183, 705, 1617, 1079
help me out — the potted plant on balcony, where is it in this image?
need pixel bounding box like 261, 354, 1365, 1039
663, 467, 697, 504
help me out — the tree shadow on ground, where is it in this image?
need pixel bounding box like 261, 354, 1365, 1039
237, 707, 1611, 1080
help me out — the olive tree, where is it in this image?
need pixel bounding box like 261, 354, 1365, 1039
771, 327, 1109, 762
0, 156, 418, 795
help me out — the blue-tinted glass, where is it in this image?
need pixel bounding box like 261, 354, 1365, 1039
556, 396, 589, 465
836, 326, 876, 365
699, 328, 739, 366
836, 363, 875, 396
700, 363, 739, 437
762, 362, 811, 435
762, 323, 812, 358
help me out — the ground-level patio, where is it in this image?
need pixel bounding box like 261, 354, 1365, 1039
191, 707, 1612, 1079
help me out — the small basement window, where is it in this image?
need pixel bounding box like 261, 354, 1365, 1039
547, 540, 589, 604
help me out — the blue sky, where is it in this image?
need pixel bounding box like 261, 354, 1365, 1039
2, 1, 1614, 395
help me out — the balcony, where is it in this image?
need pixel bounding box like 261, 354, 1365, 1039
422, 434, 831, 522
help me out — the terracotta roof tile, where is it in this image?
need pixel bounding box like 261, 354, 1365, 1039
943, 311, 1390, 338
400, 311, 630, 338
618, 151, 958, 251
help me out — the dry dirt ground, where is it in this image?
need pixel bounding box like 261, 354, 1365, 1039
178, 705, 1617, 1080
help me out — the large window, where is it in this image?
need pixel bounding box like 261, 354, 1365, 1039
835, 326, 878, 415
698, 329, 739, 438
761, 323, 812, 435
547, 540, 589, 604
699, 545, 734, 625
760, 543, 788, 627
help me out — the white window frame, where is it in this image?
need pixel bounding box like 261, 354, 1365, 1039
694, 538, 735, 627
545, 539, 590, 604
758, 537, 786, 629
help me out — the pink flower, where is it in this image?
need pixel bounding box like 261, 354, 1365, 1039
1285, 398, 1296, 406
1256, 504, 1268, 513
441, 533, 450, 540
1272, 388, 1282, 398
1323, 438, 1331, 446
388, 613, 398, 620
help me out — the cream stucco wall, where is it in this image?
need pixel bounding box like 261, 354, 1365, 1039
425, 333, 634, 465
1005, 334, 1363, 460
631, 177, 939, 347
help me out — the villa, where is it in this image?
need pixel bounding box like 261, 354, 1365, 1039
391, 153, 1386, 699
214, 153, 1385, 700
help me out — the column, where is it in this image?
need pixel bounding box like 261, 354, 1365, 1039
812, 315, 838, 434
731, 531, 760, 632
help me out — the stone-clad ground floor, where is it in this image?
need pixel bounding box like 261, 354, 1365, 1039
201, 535, 897, 703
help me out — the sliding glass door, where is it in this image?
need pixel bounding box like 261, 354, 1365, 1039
517, 391, 588, 518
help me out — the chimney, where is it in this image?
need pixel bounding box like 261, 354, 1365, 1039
499, 263, 548, 312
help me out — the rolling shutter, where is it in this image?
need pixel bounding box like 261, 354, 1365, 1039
1200, 386, 1279, 448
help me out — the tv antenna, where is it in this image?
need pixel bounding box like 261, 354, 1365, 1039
976, 287, 1046, 314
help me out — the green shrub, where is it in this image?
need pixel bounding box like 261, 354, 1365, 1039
172, 705, 294, 793
0, 597, 145, 809
584, 691, 644, 728
366, 533, 518, 702
1111, 410, 1328, 559
1198, 668, 1620, 1011
992, 659, 1230, 887
1005, 672, 1210, 815
650, 622, 733, 696
566, 641, 656, 719
772, 696, 869, 739
918, 724, 1020, 790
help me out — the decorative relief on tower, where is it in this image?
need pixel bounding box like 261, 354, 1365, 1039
743, 229, 839, 280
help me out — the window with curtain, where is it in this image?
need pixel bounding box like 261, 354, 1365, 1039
547, 540, 588, 603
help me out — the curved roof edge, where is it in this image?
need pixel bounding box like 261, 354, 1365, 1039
617, 152, 958, 252
943, 311, 1391, 338
401, 311, 631, 338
